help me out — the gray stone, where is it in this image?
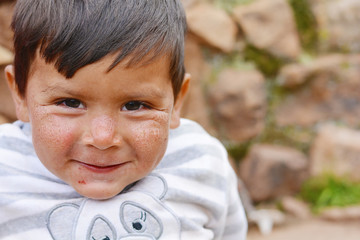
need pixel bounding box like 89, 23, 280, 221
240, 144, 308, 202
281, 196, 311, 219
321, 205, 360, 221
209, 68, 266, 142
0, 1, 14, 51
233, 0, 301, 59
181, 0, 204, 10
186, 3, 238, 52
0, 45, 13, 65
310, 123, 360, 181
277, 64, 309, 88
275, 54, 360, 127
0, 113, 10, 124
277, 54, 355, 88
311, 0, 360, 52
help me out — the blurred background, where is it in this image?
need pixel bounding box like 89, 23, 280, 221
1, 0, 360, 239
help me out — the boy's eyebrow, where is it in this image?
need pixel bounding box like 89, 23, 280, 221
40, 84, 169, 99
41, 85, 78, 96
40, 85, 94, 100
121, 88, 169, 99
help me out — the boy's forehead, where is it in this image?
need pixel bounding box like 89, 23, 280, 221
29, 49, 172, 78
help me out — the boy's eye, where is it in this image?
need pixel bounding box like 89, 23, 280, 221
122, 101, 147, 111
56, 99, 84, 109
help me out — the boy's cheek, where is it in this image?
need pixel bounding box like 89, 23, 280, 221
31, 114, 78, 152
131, 115, 170, 159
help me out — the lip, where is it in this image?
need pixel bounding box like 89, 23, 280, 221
76, 161, 125, 174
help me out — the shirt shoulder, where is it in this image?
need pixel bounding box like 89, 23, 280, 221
155, 119, 247, 239
0, 121, 35, 156
161, 118, 228, 169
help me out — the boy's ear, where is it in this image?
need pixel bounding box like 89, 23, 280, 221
5, 65, 30, 122
170, 73, 191, 129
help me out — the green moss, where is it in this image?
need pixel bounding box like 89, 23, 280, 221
260, 122, 313, 153
288, 0, 318, 51
243, 45, 285, 77
225, 115, 314, 161
226, 142, 252, 162
300, 174, 360, 212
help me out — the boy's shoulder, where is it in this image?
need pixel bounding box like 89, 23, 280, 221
170, 118, 209, 136
0, 121, 34, 155
169, 118, 225, 149
157, 117, 231, 179
0, 120, 31, 139
165, 118, 228, 164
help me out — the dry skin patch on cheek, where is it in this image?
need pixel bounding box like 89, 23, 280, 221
132, 114, 170, 165
36, 116, 76, 150
137, 112, 170, 144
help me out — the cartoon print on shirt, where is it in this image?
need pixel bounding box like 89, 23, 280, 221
46, 174, 180, 240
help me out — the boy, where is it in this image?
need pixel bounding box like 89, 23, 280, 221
0, 0, 247, 239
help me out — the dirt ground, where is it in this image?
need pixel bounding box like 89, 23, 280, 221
247, 217, 360, 240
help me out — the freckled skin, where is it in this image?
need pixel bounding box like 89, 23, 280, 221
10, 53, 186, 200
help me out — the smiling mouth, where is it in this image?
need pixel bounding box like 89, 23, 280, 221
77, 161, 125, 173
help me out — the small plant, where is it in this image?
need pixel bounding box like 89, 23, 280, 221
300, 174, 360, 213
288, 0, 318, 52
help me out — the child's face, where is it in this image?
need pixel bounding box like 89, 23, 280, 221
6, 53, 188, 200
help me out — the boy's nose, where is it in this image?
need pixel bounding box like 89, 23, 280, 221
86, 115, 121, 150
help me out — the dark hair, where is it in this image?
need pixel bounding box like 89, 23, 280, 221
11, 0, 187, 98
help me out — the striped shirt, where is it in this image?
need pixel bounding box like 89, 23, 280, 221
0, 119, 247, 239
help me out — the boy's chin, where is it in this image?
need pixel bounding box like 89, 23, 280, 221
72, 182, 124, 200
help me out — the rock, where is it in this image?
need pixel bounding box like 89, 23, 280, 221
311, 0, 360, 52
281, 196, 311, 219
233, 0, 301, 59
310, 124, 360, 181
0, 65, 16, 121
186, 3, 238, 52
181, 0, 204, 10
0, 3, 16, 122
182, 35, 214, 133
321, 205, 360, 221
208, 68, 266, 142
277, 54, 353, 88
277, 64, 309, 88
0, 1, 14, 51
275, 54, 360, 127
0, 113, 10, 124
240, 144, 309, 202
0, 45, 13, 65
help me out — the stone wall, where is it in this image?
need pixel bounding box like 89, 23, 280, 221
1, 0, 360, 202
182, 0, 360, 202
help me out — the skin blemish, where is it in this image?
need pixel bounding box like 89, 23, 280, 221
78, 180, 86, 184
